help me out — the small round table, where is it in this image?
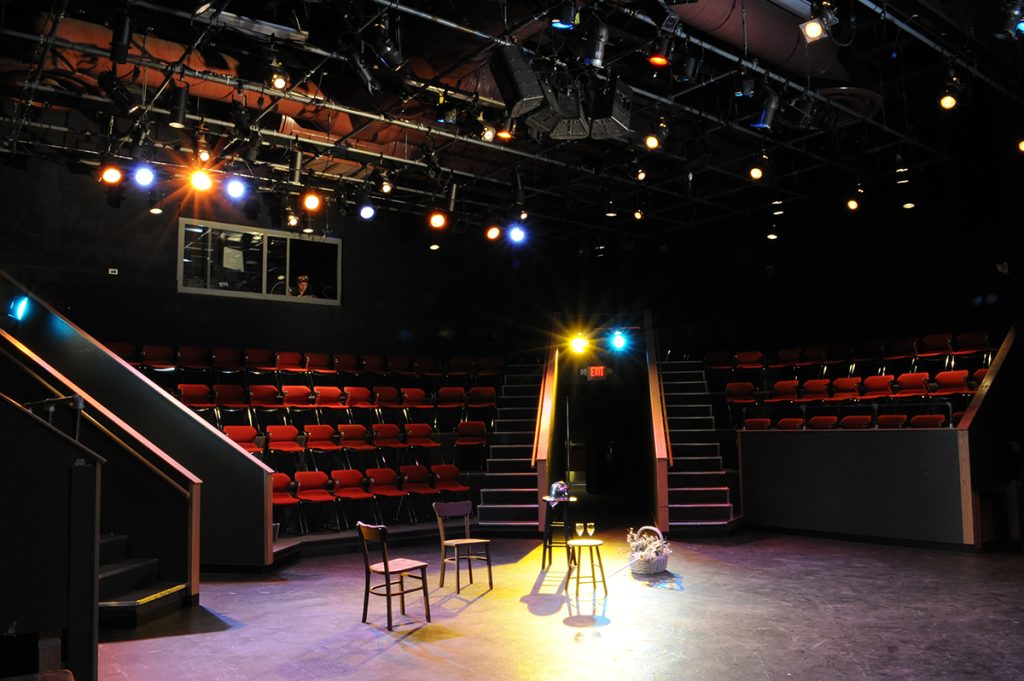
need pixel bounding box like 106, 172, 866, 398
541, 495, 577, 569
566, 538, 607, 596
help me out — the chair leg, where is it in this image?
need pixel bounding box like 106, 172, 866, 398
399, 574, 407, 615
420, 566, 431, 622
454, 545, 461, 594
439, 547, 447, 587
485, 543, 493, 589
362, 572, 370, 624
385, 575, 393, 631
467, 549, 474, 585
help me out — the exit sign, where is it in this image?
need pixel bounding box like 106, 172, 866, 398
587, 365, 607, 381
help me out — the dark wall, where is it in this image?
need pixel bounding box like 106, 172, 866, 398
1, 155, 1019, 356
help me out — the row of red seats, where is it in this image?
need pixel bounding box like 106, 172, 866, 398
181, 384, 496, 432
706, 331, 992, 372
108, 343, 503, 381
226, 422, 488, 471
726, 369, 986, 405
744, 413, 951, 430
272, 464, 471, 533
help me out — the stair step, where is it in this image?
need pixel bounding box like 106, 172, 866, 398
660, 360, 704, 369
497, 406, 536, 419
489, 443, 533, 459
494, 418, 535, 433
672, 456, 724, 472
481, 472, 537, 488
481, 488, 537, 504
504, 364, 543, 375
671, 442, 721, 457
487, 458, 534, 473
661, 370, 706, 381
505, 374, 542, 385
99, 582, 188, 628
99, 533, 129, 565
488, 431, 534, 445
665, 404, 713, 417
497, 395, 538, 409
478, 504, 539, 522
668, 486, 731, 504
478, 520, 539, 528
668, 416, 715, 429
669, 503, 734, 522
98, 558, 159, 600
503, 385, 540, 397
662, 381, 709, 393
668, 428, 721, 444
669, 470, 732, 486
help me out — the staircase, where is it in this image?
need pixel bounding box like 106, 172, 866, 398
477, 362, 542, 530
660, 359, 742, 533
98, 533, 188, 628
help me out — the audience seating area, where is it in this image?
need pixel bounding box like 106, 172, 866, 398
707, 331, 995, 430
107, 342, 496, 537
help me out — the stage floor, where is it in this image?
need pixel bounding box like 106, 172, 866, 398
99, 529, 1024, 680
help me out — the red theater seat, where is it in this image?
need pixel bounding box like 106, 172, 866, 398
806, 415, 838, 430
744, 418, 772, 430
839, 414, 872, 429
876, 414, 908, 429
909, 414, 946, 428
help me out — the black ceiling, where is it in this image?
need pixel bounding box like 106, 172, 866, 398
2, 0, 1023, 252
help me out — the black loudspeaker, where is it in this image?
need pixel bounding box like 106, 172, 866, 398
524, 81, 561, 134
550, 90, 590, 140
490, 45, 544, 118
589, 75, 632, 140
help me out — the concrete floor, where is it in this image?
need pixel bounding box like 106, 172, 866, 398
99, 529, 1024, 681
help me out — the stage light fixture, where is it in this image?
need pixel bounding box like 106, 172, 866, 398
800, 1, 838, 43
110, 10, 132, 64
569, 334, 589, 354
847, 198, 859, 211
631, 163, 647, 181
749, 151, 768, 180
766, 231, 779, 240
509, 225, 526, 243
903, 202, 916, 210
604, 197, 618, 218
648, 34, 673, 68
428, 209, 448, 229
996, 2, 1024, 39
583, 19, 609, 67
302, 190, 322, 212
190, 169, 212, 191
633, 207, 644, 221
496, 114, 516, 141
226, 177, 247, 200
1018, 139, 1024, 153
168, 83, 189, 129
147, 190, 164, 215
644, 117, 669, 150
939, 70, 963, 110
486, 225, 501, 240
97, 70, 141, 116
610, 330, 628, 351
267, 56, 289, 91
8, 296, 29, 321
678, 55, 698, 83
286, 210, 300, 228
734, 70, 756, 98
429, 243, 441, 251
358, 199, 376, 220
373, 15, 406, 70
302, 224, 315, 234
99, 162, 124, 185
195, 131, 212, 163
519, 209, 529, 220
132, 165, 155, 187
751, 90, 780, 130
550, 1, 578, 30
435, 92, 457, 124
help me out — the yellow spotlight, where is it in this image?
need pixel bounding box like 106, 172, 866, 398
569, 334, 589, 354
190, 169, 212, 191
99, 164, 123, 185
633, 208, 644, 220
485, 225, 501, 240
800, 18, 825, 42
429, 243, 440, 251
1018, 139, 1024, 153
302, 190, 321, 212
643, 132, 660, 150
902, 201, 916, 209
286, 212, 300, 227
939, 93, 957, 110
847, 198, 859, 211
749, 165, 764, 180
428, 209, 448, 229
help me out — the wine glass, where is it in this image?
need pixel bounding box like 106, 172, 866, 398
586, 522, 595, 537
574, 522, 585, 537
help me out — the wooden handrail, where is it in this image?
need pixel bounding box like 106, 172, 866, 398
530, 344, 559, 469
644, 312, 672, 467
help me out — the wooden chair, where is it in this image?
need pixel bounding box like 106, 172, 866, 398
432, 500, 492, 594
356, 522, 430, 631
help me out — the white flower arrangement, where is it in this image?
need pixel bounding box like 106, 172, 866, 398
626, 527, 672, 561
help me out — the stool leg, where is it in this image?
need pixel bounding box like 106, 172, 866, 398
564, 546, 573, 593
596, 546, 607, 594
575, 547, 582, 598
467, 550, 474, 585
421, 567, 431, 622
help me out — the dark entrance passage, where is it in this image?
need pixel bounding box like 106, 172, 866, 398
556, 350, 654, 531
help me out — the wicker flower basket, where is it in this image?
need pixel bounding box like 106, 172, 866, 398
629, 526, 669, 575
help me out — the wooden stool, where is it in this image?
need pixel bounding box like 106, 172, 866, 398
566, 538, 607, 596
541, 495, 577, 569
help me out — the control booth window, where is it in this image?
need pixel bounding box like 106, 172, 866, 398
177, 218, 341, 304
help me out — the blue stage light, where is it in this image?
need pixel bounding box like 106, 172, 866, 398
359, 202, 376, 220
133, 166, 155, 187
226, 178, 247, 200
610, 330, 628, 351
509, 225, 526, 243
8, 296, 29, 321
